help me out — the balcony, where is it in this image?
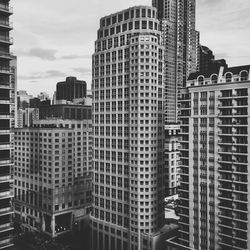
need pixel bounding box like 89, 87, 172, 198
218, 123, 232, 127
0, 83, 11, 89
0, 236, 13, 250
0, 36, 13, 45
234, 94, 248, 99
0, 129, 11, 135
0, 67, 11, 74
218, 185, 232, 192
0, 21, 12, 30
0, 189, 13, 199
0, 52, 13, 60
0, 112, 10, 119
0, 207, 12, 216
0, 5, 13, 14
0, 175, 12, 183
233, 161, 248, 166
233, 188, 248, 194
218, 150, 232, 155
218, 158, 233, 164
218, 140, 233, 145
0, 223, 13, 234
0, 160, 12, 168
218, 95, 233, 100
218, 104, 234, 109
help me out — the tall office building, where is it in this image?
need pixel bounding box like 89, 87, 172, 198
0, 1, 14, 249
91, 6, 166, 250
167, 65, 250, 250
56, 77, 87, 102
152, 0, 199, 123
14, 104, 92, 237
152, 0, 200, 196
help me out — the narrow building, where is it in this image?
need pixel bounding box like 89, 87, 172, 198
0, 0, 14, 249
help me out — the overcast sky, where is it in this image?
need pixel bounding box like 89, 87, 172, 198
12, 0, 250, 97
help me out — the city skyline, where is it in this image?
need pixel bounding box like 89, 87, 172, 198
12, 0, 250, 96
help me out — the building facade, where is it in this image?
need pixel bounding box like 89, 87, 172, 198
172, 65, 250, 250
91, 6, 166, 250
13, 111, 93, 237
0, 0, 14, 249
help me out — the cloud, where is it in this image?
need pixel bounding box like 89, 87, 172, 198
16, 48, 57, 61
15, 47, 92, 61
19, 70, 66, 80
73, 67, 91, 75
59, 54, 91, 60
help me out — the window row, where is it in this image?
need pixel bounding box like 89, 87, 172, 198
100, 8, 156, 28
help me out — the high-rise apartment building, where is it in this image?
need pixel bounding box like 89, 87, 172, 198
0, 0, 14, 249
13, 104, 92, 237
91, 6, 166, 250
167, 65, 250, 250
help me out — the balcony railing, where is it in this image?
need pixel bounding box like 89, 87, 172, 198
0, 190, 13, 199
0, 21, 12, 29
0, 52, 13, 59
0, 5, 13, 14
0, 36, 13, 44
0, 128, 10, 131
0, 67, 11, 74
0, 175, 11, 182
0, 207, 12, 216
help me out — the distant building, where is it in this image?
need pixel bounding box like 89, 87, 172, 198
16, 108, 39, 128
14, 104, 93, 237
16, 94, 50, 128
29, 97, 50, 108
171, 65, 250, 249
199, 45, 228, 74
39, 104, 91, 121
17, 90, 33, 110
56, 77, 87, 102
37, 92, 50, 101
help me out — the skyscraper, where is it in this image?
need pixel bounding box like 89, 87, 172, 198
91, 6, 166, 250
152, 0, 199, 123
152, 0, 199, 198
0, 0, 14, 249
168, 65, 250, 249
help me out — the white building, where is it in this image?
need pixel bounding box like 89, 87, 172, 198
91, 6, 166, 250
169, 65, 250, 250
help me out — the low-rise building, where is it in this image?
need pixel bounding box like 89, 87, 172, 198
13, 105, 92, 237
